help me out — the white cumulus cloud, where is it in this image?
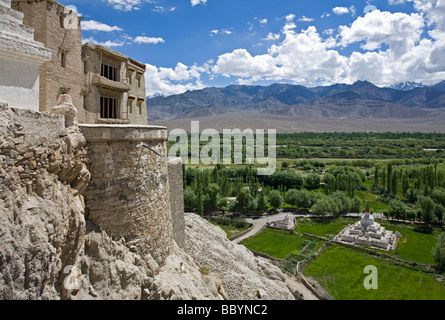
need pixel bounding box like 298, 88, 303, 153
145, 62, 210, 97
103, 0, 175, 11
134, 36, 165, 44
82, 36, 124, 48
81, 20, 123, 32
212, 49, 277, 81
209, 8, 445, 88
210, 29, 232, 36
332, 6, 356, 16
333, 6, 351, 15
285, 14, 296, 22
263, 33, 281, 41
338, 10, 425, 51
298, 16, 314, 22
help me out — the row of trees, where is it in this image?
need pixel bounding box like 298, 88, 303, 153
373, 162, 445, 225
182, 160, 445, 225
183, 164, 364, 216
387, 193, 445, 225
374, 162, 445, 195
275, 132, 445, 159
184, 184, 363, 217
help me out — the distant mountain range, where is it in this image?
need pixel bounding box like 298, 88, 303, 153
146, 80, 445, 122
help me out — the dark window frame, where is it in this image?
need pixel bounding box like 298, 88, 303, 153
100, 96, 119, 119
101, 63, 118, 81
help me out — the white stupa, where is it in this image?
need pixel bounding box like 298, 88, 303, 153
335, 204, 400, 251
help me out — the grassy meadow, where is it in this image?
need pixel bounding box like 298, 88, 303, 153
304, 245, 445, 300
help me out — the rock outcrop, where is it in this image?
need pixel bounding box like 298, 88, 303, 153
0, 105, 89, 299
0, 105, 298, 300
184, 212, 297, 300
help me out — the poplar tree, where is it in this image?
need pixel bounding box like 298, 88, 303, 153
387, 163, 393, 193
433, 233, 445, 271
374, 166, 379, 187
196, 171, 203, 216
257, 192, 266, 213
391, 170, 398, 195
402, 170, 409, 196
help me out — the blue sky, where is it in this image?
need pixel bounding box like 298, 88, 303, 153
58, 0, 445, 97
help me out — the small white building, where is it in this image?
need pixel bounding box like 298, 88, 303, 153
269, 214, 295, 230
0, 0, 51, 111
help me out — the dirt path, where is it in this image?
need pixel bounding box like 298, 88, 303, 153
283, 274, 319, 300
234, 212, 293, 244
233, 219, 266, 244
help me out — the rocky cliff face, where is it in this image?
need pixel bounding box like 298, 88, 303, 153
184, 212, 297, 300
0, 105, 298, 300
0, 105, 89, 299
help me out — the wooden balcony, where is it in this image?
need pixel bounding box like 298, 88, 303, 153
92, 74, 131, 92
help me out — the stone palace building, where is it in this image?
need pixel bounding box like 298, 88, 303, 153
11, 0, 148, 125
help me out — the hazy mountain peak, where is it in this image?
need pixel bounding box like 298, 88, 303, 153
389, 81, 425, 91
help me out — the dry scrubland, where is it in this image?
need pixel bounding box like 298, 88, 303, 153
152, 111, 445, 133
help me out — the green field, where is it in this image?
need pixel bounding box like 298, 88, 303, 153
242, 228, 303, 259
242, 227, 324, 261
381, 223, 441, 265
295, 217, 352, 239
357, 190, 391, 212
304, 245, 445, 300
242, 218, 444, 299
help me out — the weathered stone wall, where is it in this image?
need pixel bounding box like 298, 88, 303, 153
80, 124, 174, 264
0, 58, 40, 111
167, 157, 185, 248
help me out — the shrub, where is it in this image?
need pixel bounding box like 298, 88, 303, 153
268, 190, 282, 210
306, 173, 321, 189
311, 196, 340, 216
417, 196, 435, 225
235, 188, 254, 213
433, 232, 445, 271
389, 199, 408, 220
